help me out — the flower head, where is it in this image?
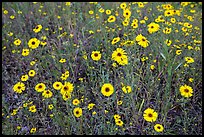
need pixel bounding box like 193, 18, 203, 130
143, 108, 158, 122
13, 82, 25, 93
154, 124, 164, 132
101, 83, 114, 97
91, 51, 101, 61
73, 107, 83, 118
179, 84, 193, 98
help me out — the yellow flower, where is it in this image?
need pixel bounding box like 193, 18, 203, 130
28, 38, 40, 49
176, 50, 182, 55
62, 92, 71, 101
163, 27, 172, 34
59, 58, 66, 63
91, 51, 102, 61
89, 10, 94, 15
179, 84, 193, 98
42, 90, 53, 98
154, 124, 164, 132
73, 107, 83, 118
14, 39, 21, 46
143, 108, 158, 122
107, 15, 116, 23
135, 34, 150, 48
185, 57, 194, 63
101, 83, 114, 97
87, 103, 95, 110
122, 85, 132, 93
92, 111, 97, 115
123, 9, 131, 18
131, 22, 138, 29
115, 119, 124, 126
48, 104, 54, 110
114, 114, 121, 120
53, 81, 63, 90
21, 74, 29, 81
60, 82, 74, 95
30, 127, 37, 134
165, 39, 172, 46
29, 105, 37, 113
72, 99, 80, 105
13, 82, 25, 94
147, 22, 160, 34
22, 49, 30, 56
3, 10, 8, 14
33, 24, 42, 33
120, 2, 127, 9
117, 100, 123, 105
35, 83, 46, 92
106, 9, 111, 15
150, 65, 155, 70
189, 78, 194, 83
111, 37, 120, 45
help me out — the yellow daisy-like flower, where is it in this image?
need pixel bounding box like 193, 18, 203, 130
21, 74, 29, 81
122, 85, 132, 93
154, 124, 164, 132
42, 90, 53, 98
176, 50, 182, 55
30, 127, 37, 134
120, 2, 127, 9
179, 84, 193, 98
163, 27, 172, 34
101, 83, 114, 97
131, 22, 138, 29
62, 92, 71, 101
91, 51, 102, 61
185, 57, 194, 63
123, 9, 131, 18
105, 9, 111, 15
143, 108, 158, 122
35, 83, 46, 92
117, 100, 123, 105
107, 15, 116, 23
13, 82, 25, 94
136, 34, 150, 48
114, 114, 121, 120
115, 119, 124, 126
60, 82, 74, 95
48, 104, 54, 110
147, 22, 160, 34
21, 49, 29, 58
53, 81, 63, 90
59, 58, 66, 63
87, 103, 95, 110
150, 65, 155, 70
72, 99, 80, 106
73, 107, 83, 118
14, 39, 21, 46
165, 39, 172, 46
112, 48, 127, 62
33, 24, 42, 33
111, 37, 120, 45
28, 38, 40, 49
29, 105, 37, 113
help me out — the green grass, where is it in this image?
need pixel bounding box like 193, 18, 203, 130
2, 2, 202, 135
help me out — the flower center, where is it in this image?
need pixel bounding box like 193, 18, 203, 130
18, 86, 21, 89
117, 53, 122, 57
184, 89, 189, 93
148, 113, 153, 117
105, 87, 110, 92
94, 53, 98, 57
76, 111, 79, 114
32, 41, 35, 45
157, 126, 161, 129
64, 86, 69, 91
39, 85, 42, 88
